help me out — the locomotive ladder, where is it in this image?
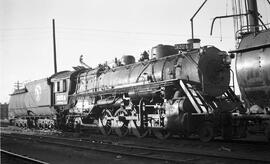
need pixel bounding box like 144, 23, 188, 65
223, 87, 241, 103
179, 80, 213, 114
223, 87, 246, 112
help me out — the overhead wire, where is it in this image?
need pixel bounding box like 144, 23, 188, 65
1, 26, 234, 40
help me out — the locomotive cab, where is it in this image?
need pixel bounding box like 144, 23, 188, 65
51, 70, 82, 110
51, 71, 73, 106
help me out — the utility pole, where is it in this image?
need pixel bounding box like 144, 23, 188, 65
52, 19, 57, 74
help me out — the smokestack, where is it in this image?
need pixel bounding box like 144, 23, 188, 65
247, 0, 259, 32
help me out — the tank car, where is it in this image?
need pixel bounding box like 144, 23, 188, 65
64, 39, 242, 141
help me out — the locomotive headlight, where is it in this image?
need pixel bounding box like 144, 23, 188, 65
223, 55, 232, 65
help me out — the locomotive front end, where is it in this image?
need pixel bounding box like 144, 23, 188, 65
163, 42, 234, 141
198, 46, 231, 97
175, 40, 232, 97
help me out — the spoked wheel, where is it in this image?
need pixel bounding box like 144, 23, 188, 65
21, 121, 26, 128
130, 99, 149, 138
99, 109, 112, 136
152, 128, 171, 140
199, 122, 214, 142
42, 121, 46, 129
114, 107, 130, 137
130, 120, 149, 138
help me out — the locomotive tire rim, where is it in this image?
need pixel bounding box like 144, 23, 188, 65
99, 109, 112, 136
114, 108, 130, 137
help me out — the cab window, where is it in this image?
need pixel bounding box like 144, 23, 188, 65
63, 79, 67, 92
54, 82, 57, 92
57, 81, 60, 92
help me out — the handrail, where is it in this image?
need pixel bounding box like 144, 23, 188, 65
230, 69, 235, 93
210, 13, 248, 36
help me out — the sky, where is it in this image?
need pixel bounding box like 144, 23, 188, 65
1, 0, 270, 103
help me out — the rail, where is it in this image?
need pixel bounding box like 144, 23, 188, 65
2, 133, 269, 164
1, 149, 49, 164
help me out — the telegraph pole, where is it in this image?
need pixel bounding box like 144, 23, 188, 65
52, 19, 57, 74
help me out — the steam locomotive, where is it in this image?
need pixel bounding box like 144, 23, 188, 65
8, 0, 270, 142
9, 39, 249, 142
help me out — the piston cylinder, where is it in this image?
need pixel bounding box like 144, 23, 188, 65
164, 97, 194, 131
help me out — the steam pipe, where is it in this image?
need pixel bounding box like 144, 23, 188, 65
210, 13, 248, 35
190, 0, 207, 39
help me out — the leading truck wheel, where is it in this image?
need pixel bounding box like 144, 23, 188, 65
99, 109, 112, 136
199, 122, 214, 142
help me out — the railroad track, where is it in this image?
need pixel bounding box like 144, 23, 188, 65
2, 133, 269, 164
1, 149, 49, 164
